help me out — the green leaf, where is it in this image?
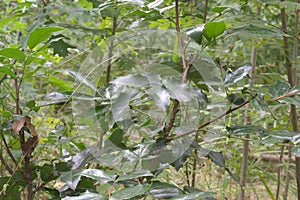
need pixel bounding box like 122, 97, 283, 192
292, 146, 300, 157
49, 39, 75, 57
211, 6, 229, 13
81, 169, 116, 182
49, 76, 73, 91
269, 80, 290, 98
117, 170, 153, 181
204, 21, 226, 40
0, 48, 26, 61
62, 191, 107, 200
149, 181, 183, 199
199, 148, 225, 167
278, 96, 300, 107
26, 100, 36, 109
107, 128, 127, 149
0, 65, 16, 78
224, 64, 252, 85
186, 25, 204, 45
170, 191, 216, 200
227, 93, 245, 105
163, 78, 193, 102
65, 69, 97, 91
110, 184, 150, 200
112, 74, 149, 87
261, 130, 298, 146
111, 89, 134, 122
250, 94, 270, 117
60, 169, 82, 190
227, 23, 281, 38
146, 86, 170, 111
226, 125, 267, 136
27, 27, 64, 49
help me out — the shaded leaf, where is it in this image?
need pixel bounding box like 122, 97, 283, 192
268, 80, 290, 98
278, 96, 300, 107
163, 78, 192, 102
65, 69, 97, 91
60, 169, 82, 190
199, 147, 225, 167
49, 39, 75, 57
111, 90, 133, 122
250, 94, 270, 117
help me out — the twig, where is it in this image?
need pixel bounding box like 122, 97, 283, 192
280, 0, 300, 199
276, 144, 284, 200
164, 0, 189, 138
106, 16, 117, 87
0, 131, 19, 169
271, 89, 300, 101
32, 173, 53, 193
284, 2, 300, 199
0, 150, 13, 174
0, 74, 7, 85
14, 73, 20, 115
169, 95, 256, 141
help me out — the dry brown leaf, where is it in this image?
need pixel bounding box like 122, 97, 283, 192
12, 118, 26, 134
29, 124, 38, 137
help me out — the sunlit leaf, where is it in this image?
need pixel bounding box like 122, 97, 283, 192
170, 191, 216, 200
224, 64, 252, 85
0, 48, 26, 61
226, 125, 267, 136
111, 184, 150, 199
149, 181, 183, 199
27, 27, 64, 49
81, 169, 115, 182
204, 21, 226, 40
0, 65, 16, 78
186, 25, 204, 45
62, 191, 107, 200
117, 170, 153, 181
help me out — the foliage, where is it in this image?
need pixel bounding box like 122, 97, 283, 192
0, 0, 299, 199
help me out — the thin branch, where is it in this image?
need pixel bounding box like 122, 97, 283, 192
14, 73, 21, 115
164, 0, 189, 138
169, 95, 256, 141
276, 144, 284, 200
0, 74, 7, 85
0, 132, 19, 168
203, 0, 209, 23
0, 150, 13, 174
271, 89, 300, 101
280, 0, 300, 199
106, 16, 118, 87
32, 173, 53, 193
